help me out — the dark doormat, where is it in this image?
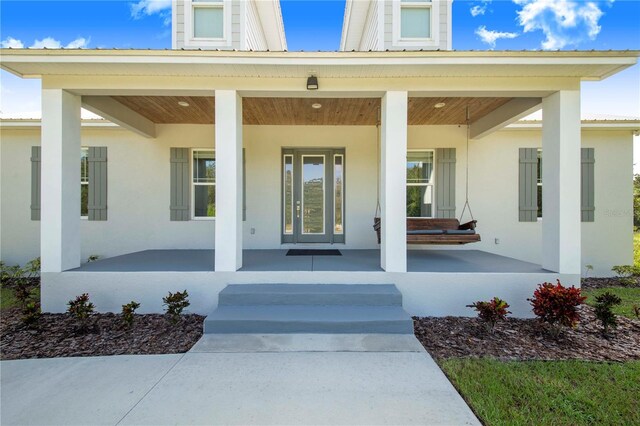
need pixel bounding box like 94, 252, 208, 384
286, 249, 342, 256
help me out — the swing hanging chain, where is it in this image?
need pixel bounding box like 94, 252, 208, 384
460, 105, 475, 223
375, 107, 381, 218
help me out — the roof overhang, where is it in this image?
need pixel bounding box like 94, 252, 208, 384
1, 49, 638, 81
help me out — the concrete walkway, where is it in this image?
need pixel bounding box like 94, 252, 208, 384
1, 335, 480, 425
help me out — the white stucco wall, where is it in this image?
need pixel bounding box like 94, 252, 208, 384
1, 123, 634, 276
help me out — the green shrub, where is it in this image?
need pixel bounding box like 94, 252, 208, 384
593, 292, 622, 336
121, 301, 141, 328
163, 290, 190, 324
67, 293, 95, 330
1, 258, 40, 309
467, 297, 511, 332
87, 255, 100, 263
529, 280, 587, 336
21, 301, 41, 328
584, 264, 594, 277
611, 265, 639, 286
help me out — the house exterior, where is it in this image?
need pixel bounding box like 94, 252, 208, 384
1, 0, 638, 317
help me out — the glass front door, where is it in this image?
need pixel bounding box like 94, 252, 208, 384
282, 148, 345, 244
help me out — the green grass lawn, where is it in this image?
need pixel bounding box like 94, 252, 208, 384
0, 286, 40, 311
1, 286, 18, 310
440, 359, 640, 426
583, 287, 640, 319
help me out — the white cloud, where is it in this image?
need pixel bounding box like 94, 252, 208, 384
470, 1, 492, 17
1, 37, 24, 48
475, 26, 519, 49
1, 36, 90, 49
65, 37, 90, 49
31, 37, 62, 49
130, 0, 172, 26
514, 0, 611, 50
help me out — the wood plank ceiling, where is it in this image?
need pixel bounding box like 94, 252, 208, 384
111, 96, 513, 125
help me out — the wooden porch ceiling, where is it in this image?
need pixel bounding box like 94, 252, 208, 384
111, 96, 513, 126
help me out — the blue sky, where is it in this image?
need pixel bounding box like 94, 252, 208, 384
1, 0, 639, 120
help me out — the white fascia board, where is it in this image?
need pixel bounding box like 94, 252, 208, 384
507, 121, 640, 131
339, 0, 371, 52
339, 0, 354, 51
255, 0, 287, 51
1, 50, 637, 70
0, 119, 119, 129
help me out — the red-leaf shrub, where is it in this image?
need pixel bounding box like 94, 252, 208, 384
529, 280, 586, 329
467, 297, 511, 332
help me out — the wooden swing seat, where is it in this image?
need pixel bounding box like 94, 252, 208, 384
373, 217, 481, 245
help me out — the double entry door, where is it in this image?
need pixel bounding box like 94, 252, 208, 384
282, 148, 345, 244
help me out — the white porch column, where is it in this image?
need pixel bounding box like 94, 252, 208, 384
380, 91, 408, 272
542, 90, 581, 274
214, 90, 243, 271
40, 89, 82, 272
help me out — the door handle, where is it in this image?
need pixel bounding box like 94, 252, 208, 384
296, 201, 301, 218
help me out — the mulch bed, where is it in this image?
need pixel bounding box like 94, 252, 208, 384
414, 306, 640, 362
581, 276, 639, 289
0, 308, 204, 360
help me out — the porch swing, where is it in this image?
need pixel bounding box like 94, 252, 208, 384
373, 106, 481, 245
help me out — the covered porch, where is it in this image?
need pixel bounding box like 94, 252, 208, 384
45, 248, 562, 317
3, 49, 635, 315
71, 248, 547, 273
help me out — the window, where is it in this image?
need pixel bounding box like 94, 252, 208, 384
283, 155, 293, 234
537, 149, 542, 218
334, 154, 344, 234
81, 147, 88, 218
192, 150, 216, 219
406, 150, 435, 218
192, 0, 224, 39
400, 0, 432, 39
401, 1, 431, 39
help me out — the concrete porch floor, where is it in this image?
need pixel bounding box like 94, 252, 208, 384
72, 249, 546, 273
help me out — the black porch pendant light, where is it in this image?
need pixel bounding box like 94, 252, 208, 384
306, 75, 319, 90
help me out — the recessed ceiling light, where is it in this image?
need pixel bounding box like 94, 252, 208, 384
311, 103, 322, 109
434, 102, 446, 109
178, 101, 190, 107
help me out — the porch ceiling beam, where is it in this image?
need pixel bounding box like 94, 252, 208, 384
81, 96, 156, 138
470, 98, 542, 140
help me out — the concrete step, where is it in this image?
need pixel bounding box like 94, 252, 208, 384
204, 305, 414, 334
218, 284, 403, 306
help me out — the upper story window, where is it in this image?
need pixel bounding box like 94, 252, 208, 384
400, 0, 432, 39
183, 0, 231, 48
393, 0, 440, 48
192, 0, 224, 39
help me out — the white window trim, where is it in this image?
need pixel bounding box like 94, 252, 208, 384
406, 149, 436, 219
393, 0, 440, 48
184, 0, 232, 48
191, 148, 216, 221
81, 147, 89, 219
